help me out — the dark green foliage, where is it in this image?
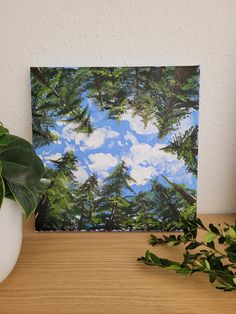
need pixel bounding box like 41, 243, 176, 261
151, 180, 180, 222
162, 126, 198, 175
138, 218, 236, 292
95, 161, 135, 231
71, 175, 99, 231
50, 151, 78, 180
31, 66, 199, 146
161, 175, 196, 205
131, 191, 156, 231
35, 166, 73, 231
84, 66, 199, 138
35, 152, 196, 231
31, 67, 94, 148
0, 123, 45, 217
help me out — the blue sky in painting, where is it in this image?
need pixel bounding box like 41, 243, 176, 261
36, 93, 198, 194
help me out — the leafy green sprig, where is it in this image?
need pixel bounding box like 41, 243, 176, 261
138, 218, 236, 291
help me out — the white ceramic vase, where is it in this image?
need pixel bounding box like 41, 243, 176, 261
0, 198, 22, 282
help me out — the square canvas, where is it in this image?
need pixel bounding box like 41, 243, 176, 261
31, 66, 200, 232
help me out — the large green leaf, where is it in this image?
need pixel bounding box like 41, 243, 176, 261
0, 176, 5, 208
0, 125, 9, 137
0, 161, 4, 207
7, 181, 39, 218
0, 134, 34, 152
4, 179, 15, 201
0, 147, 44, 186
1, 161, 37, 186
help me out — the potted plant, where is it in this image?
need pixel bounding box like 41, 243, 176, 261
0, 123, 44, 282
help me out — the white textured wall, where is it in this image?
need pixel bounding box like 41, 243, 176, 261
1, 0, 236, 214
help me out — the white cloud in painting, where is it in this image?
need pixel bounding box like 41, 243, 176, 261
56, 120, 66, 126
107, 141, 115, 149
72, 167, 89, 184
180, 116, 193, 133
41, 150, 51, 156
173, 172, 193, 185
88, 153, 118, 178
78, 128, 119, 151
76, 128, 119, 151
117, 140, 124, 147
38, 150, 50, 160
167, 161, 183, 174
130, 164, 156, 186
121, 110, 158, 135
122, 138, 187, 186
62, 123, 119, 150
64, 142, 75, 153
124, 131, 138, 145
171, 115, 194, 139
39, 151, 53, 166
126, 142, 165, 167
61, 122, 78, 141
45, 153, 62, 162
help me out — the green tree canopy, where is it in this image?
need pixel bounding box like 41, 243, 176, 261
31, 66, 200, 148
71, 174, 99, 231
161, 126, 198, 175
31, 67, 94, 148
85, 66, 199, 137
96, 161, 135, 231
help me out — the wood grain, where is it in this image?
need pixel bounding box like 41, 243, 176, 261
0, 215, 236, 314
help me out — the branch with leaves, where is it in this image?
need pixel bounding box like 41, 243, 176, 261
138, 218, 236, 292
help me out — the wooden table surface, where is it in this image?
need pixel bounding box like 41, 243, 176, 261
0, 215, 236, 314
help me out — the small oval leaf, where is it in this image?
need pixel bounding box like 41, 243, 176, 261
204, 232, 217, 243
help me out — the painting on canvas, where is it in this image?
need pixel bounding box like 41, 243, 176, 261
31, 66, 200, 231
